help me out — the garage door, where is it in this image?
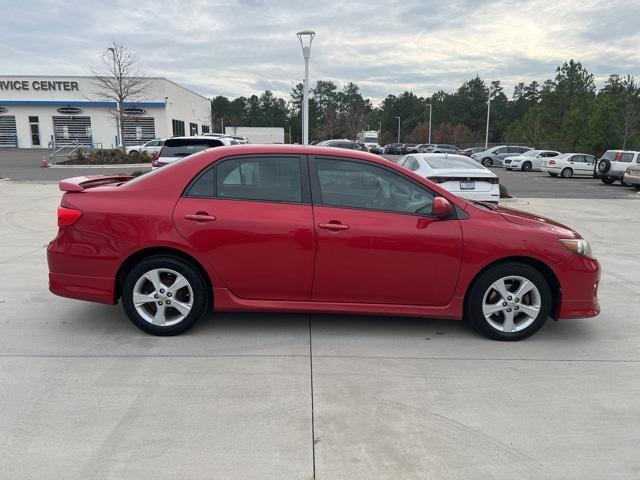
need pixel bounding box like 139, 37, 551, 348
0, 115, 17, 147
52, 116, 92, 146
123, 117, 156, 146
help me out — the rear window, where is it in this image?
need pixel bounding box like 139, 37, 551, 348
424, 156, 484, 170
161, 138, 224, 158
620, 153, 634, 162
601, 151, 618, 161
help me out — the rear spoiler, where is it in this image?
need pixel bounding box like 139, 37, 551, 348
59, 175, 134, 192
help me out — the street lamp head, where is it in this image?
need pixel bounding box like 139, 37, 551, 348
297, 30, 315, 58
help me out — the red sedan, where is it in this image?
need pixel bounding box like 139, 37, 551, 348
47, 145, 600, 340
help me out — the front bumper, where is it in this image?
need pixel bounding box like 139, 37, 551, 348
555, 254, 601, 319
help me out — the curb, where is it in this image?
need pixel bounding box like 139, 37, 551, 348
49, 163, 150, 169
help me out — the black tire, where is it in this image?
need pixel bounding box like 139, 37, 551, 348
122, 255, 210, 336
521, 161, 532, 171
634, 185, 640, 191
561, 167, 573, 178
548, 172, 558, 177
481, 158, 493, 167
465, 262, 552, 341
597, 159, 611, 174
600, 177, 615, 185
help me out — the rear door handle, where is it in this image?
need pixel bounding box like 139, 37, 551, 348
318, 222, 349, 231
184, 213, 217, 222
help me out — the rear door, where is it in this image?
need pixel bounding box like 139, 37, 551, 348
173, 154, 315, 300
309, 156, 463, 306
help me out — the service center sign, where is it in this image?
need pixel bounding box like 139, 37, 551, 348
0, 79, 79, 92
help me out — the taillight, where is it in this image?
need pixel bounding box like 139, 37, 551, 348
57, 207, 82, 227
548, 160, 556, 165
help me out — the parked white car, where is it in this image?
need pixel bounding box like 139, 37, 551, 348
399, 153, 500, 203
153, 136, 234, 169
540, 153, 597, 178
125, 139, 164, 155
504, 150, 560, 171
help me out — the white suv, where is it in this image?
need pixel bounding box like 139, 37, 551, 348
153, 136, 234, 169
596, 150, 640, 184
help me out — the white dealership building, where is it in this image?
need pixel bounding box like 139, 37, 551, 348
0, 76, 212, 149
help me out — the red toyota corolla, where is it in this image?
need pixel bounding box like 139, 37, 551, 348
47, 145, 600, 340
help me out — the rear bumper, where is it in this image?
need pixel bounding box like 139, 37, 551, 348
555, 254, 601, 319
623, 172, 640, 185
49, 272, 116, 304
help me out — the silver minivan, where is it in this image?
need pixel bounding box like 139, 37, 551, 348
472, 145, 533, 167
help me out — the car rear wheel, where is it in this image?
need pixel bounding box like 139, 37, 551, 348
600, 177, 615, 185
122, 255, 210, 336
481, 158, 493, 167
465, 263, 551, 341
561, 167, 573, 178
521, 161, 532, 171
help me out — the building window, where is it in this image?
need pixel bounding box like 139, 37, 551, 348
190, 122, 198, 136
28, 116, 39, 123
172, 119, 185, 137
201, 124, 210, 134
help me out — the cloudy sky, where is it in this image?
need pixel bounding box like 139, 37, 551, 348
2, 0, 640, 102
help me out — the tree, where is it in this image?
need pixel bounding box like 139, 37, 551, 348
93, 41, 150, 150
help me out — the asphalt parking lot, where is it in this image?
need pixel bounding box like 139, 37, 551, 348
1, 176, 639, 479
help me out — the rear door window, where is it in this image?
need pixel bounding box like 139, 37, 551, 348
216, 156, 302, 203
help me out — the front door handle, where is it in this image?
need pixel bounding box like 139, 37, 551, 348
318, 222, 349, 231
184, 213, 217, 222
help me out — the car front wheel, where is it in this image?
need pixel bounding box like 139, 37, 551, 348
122, 255, 210, 336
465, 263, 551, 341
521, 161, 532, 171
481, 158, 493, 167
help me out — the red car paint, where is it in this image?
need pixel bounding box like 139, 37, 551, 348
47, 145, 600, 320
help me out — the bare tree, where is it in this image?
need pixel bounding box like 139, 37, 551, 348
93, 41, 150, 150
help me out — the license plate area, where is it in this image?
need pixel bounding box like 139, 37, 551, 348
460, 181, 475, 190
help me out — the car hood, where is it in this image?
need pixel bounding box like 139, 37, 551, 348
496, 206, 579, 238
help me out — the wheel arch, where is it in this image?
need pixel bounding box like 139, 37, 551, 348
464, 256, 561, 317
115, 246, 213, 302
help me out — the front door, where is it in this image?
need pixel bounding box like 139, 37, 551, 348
173, 154, 315, 301
310, 156, 463, 306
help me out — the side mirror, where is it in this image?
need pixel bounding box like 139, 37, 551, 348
432, 196, 453, 218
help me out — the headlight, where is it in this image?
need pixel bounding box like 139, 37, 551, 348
559, 239, 593, 258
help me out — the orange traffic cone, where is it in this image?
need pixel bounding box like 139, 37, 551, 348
41, 156, 50, 168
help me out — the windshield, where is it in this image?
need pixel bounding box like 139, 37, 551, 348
601, 151, 618, 160
555, 153, 572, 159
364, 137, 377, 144
161, 138, 223, 157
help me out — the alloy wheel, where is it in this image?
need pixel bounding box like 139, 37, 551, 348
132, 268, 194, 326
481, 275, 541, 333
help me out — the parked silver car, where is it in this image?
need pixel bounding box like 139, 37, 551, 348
472, 145, 533, 167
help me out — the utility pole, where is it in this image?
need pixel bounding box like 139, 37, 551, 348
485, 84, 492, 149
395, 116, 401, 143
426, 103, 432, 144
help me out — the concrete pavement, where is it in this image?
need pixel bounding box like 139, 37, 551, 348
1, 181, 639, 479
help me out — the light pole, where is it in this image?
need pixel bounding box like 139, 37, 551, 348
297, 30, 315, 145
426, 103, 432, 144
485, 83, 492, 149
395, 116, 401, 143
